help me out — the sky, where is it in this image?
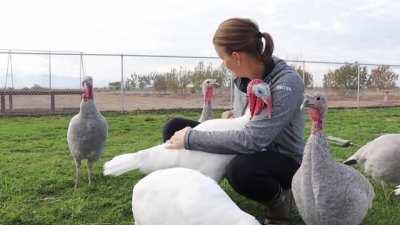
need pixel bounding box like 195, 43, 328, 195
0, 0, 399, 88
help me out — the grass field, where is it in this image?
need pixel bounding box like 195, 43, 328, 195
1, 108, 400, 225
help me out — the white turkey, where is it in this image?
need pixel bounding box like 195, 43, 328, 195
132, 167, 261, 225
198, 78, 219, 122
67, 76, 108, 189
291, 93, 374, 225
343, 134, 400, 199
103, 79, 272, 182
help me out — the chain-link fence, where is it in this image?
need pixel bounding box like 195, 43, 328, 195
0, 50, 399, 115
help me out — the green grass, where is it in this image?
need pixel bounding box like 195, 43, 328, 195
1, 108, 400, 225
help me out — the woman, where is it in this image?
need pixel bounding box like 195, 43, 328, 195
165, 18, 305, 225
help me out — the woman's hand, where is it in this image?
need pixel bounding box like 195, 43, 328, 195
165, 127, 191, 149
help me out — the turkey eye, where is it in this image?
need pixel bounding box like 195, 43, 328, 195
316, 97, 320, 101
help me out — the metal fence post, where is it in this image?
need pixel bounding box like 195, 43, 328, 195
50, 91, 55, 113
4, 50, 14, 90
121, 54, 125, 112
4, 52, 9, 89
10, 51, 14, 89
356, 61, 360, 109
49, 51, 54, 113
79, 52, 83, 87
49, 51, 52, 90
8, 94, 13, 110
1, 94, 5, 113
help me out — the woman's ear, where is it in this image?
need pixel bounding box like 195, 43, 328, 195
232, 51, 241, 66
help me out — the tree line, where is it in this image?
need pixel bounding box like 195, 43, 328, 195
108, 62, 399, 93
323, 64, 398, 90
109, 62, 231, 94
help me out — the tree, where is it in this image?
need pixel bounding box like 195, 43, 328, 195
190, 62, 231, 91
323, 64, 368, 91
211, 64, 231, 88
137, 75, 151, 90
125, 73, 139, 90
109, 81, 121, 90
191, 61, 208, 91
367, 65, 398, 89
116, 61, 231, 94
165, 68, 180, 93
153, 73, 168, 93
292, 65, 313, 88
31, 84, 47, 90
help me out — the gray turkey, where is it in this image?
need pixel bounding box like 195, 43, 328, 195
67, 76, 108, 189
198, 78, 219, 122
343, 134, 400, 199
291, 93, 374, 225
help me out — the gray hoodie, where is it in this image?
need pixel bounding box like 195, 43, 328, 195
184, 57, 305, 163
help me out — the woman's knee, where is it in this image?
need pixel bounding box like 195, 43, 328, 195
226, 156, 254, 189
162, 117, 199, 142
164, 117, 182, 130
226, 154, 281, 202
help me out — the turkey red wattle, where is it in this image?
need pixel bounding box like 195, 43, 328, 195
247, 79, 272, 119
83, 83, 93, 102
250, 96, 266, 118
309, 107, 323, 133
204, 86, 214, 103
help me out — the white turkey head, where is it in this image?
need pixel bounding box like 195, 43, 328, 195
301, 93, 327, 133
247, 79, 272, 119
202, 79, 219, 103
82, 76, 94, 102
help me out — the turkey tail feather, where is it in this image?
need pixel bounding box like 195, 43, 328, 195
103, 153, 143, 176
343, 158, 357, 165
103, 144, 177, 176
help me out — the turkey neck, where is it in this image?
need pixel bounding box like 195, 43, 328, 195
80, 98, 100, 118
199, 86, 213, 122
310, 108, 324, 134
305, 107, 333, 170
199, 100, 212, 122
79, 84, 99, 117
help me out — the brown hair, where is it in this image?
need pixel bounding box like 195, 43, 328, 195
213, 18, 274, 63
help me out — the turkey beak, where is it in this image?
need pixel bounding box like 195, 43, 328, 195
300, 99, 309, 111
211, 80, 220, 88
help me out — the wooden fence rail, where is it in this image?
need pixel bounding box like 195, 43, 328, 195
0, 89, 82, 113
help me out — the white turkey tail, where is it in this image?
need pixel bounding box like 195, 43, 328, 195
343, 157, 357, 165
342, 142, 371, 165
343, 148, 363, 165
103, 152, 143, 176
103, 144, 179, 176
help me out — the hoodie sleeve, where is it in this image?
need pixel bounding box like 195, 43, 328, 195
184, 71, 304, 154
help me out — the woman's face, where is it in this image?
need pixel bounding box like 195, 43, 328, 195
214, 45, 245, 78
